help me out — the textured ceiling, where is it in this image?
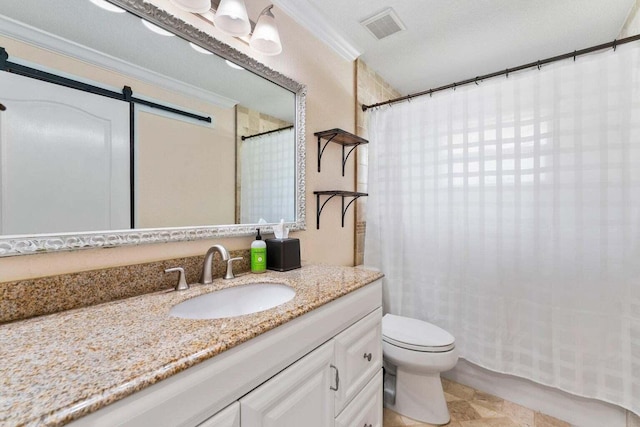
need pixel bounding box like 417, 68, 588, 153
276, 0, 635, 95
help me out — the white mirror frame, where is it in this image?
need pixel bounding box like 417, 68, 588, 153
0, 0, 306, 257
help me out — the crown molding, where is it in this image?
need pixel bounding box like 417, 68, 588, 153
273, 0, 362, 61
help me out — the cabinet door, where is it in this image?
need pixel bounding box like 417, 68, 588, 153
240, 340, 335, 427
335, 370, 382, 427
334, 308, 382, 414
197, 402, 240, 427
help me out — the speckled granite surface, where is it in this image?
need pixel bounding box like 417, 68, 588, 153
0, 249, 251, 324
0, 264, 383, 427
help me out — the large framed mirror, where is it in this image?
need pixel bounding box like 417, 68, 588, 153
0, 0, 306, 256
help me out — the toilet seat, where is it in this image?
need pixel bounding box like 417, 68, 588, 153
382, 314, 455, 353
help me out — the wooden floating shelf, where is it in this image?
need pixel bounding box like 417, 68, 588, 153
314, 128, 369, 176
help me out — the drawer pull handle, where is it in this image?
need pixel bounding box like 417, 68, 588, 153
364, 424, 372, 427
363, 352, 372, 362
330, 364, 340, 391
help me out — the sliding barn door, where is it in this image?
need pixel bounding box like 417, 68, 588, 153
0, 71, 129, 234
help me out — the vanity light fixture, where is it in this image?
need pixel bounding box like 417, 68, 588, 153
141, 19, 176, 36
213, 0, 251, 37
89, 0, 125, 13
249, 5, 282, 56
171, 0, 283, 55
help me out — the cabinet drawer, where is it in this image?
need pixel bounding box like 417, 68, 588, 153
197, 402, 239, 427
334, 307, 382, 414
335, 369, 382, 427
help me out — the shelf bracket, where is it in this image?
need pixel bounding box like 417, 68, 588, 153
315, 192, 338, 230
314, 191, 368, 229
341, 194, 364, 227
317, 134, 336, 173
315, 129, 368, 175
341, 145, 359, 177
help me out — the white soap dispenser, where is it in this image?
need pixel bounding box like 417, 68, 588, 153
251, 228, 267, 273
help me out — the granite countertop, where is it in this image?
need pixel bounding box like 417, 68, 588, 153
0, 264, 383, 427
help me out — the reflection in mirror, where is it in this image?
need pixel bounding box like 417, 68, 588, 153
236, 106, 295, 224
0, 71, 131, 235
0, 0, 305, 256
134, 107, 235, 229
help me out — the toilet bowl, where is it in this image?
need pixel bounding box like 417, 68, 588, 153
382, 314, 458, 425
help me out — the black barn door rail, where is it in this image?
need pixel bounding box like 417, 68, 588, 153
0, 47, 212, 123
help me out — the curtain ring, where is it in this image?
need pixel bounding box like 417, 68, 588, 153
537, 60, 541, 70
453, 83, 457, 91
505, 68, 509, 78
429, 89, 433, 98
613, 39, 617, 52
474, 77, 479, 85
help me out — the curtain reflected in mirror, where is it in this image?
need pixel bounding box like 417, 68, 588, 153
236, 105, 295, 224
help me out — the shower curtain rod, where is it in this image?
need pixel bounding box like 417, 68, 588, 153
241, 125, 294, 141
362, 33, 640, 111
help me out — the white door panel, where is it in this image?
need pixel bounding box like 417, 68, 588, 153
0, 71, 129, 234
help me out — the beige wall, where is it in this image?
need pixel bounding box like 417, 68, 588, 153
0, 0, 356, 282
136, 110, 236, 228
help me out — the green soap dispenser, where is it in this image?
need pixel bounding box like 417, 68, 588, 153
251, 228, 267, 273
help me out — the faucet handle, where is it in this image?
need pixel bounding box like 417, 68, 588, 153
225, 257, 244, 280
165, 267, 189, 291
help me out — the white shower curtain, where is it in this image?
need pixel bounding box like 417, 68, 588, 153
365, 42, 640, 414
240, 127, 295, 223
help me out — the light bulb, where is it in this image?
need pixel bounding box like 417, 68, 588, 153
141, 19, 175, 37
225, 60, 245, 70
190, 42, 213, 55
89, 0, 125, 13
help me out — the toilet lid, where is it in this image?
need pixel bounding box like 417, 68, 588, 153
382, 314, 455, 352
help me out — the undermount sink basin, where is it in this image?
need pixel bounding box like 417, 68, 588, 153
169, 283, 296, 320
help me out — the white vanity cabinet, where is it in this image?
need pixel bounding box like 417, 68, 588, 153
333, 308, 383, 415
240, 341, 335, 427
240, 308, 383, 427
69, 279, 382, 427
335, 372, 383, 427
196, 402, 240, 427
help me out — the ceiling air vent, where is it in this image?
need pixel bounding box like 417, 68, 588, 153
360, 8, 406, 41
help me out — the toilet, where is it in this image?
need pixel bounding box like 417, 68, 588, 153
382, 313, 458, 425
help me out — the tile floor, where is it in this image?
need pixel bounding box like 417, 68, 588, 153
383, 378, 571, 427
